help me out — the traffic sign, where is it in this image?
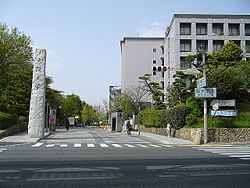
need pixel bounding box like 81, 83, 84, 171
212, 103, 219, 111
197, 77, 206, 88
210, 99, 236, 107
49, 116, 56, 125
210, 110, 238, 117
195, 88, 217, 98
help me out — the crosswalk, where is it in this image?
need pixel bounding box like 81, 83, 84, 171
31, 142, 172, 149
194, 145, 250, 160
0, 148, 7, 153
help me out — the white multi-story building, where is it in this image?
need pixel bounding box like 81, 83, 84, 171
164, 14, 250, 95
120, 37, 165, 102
120, 14, 250, 105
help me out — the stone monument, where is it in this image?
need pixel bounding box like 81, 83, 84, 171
28, 49, 47, 138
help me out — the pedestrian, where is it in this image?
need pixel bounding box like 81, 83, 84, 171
166, 123, 171, 137
63, 114, 69, 131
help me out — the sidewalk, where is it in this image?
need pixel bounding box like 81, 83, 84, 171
0, 131, 51, 144
139, 132, 194, 145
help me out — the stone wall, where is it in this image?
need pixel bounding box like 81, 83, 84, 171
139, 125, 250, 144
0, 122, 27, 139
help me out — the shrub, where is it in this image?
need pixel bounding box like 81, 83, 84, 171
157, 109, 170, 128
139, 106, 191, 129
168, 105, 191, 130
185, 97, 203, 125
139, 109, 159, 127
0, 111, 17, 130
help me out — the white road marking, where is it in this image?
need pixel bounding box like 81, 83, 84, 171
124, 144, 135, 148
87, 144, 95, 148
46, 144, 55, 148
74, 144, 81, 148
100, 144, 109, 148
195, 146, 250, 160
0, 148, 7, 152
148, 144, 161, 148
32, 143, 43, 148
60, 144, 68, 148
112, 144, 122, 148
136, 144, 148, 148
230, 155, 250, 158
240, 158, 250, 160
160, 144, 173, 148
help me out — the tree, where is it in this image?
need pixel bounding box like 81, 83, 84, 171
139, 74, 165, 110
186, 41, 249, 101
206, 42, 249, 100
45, 76, 64, 109
0, 24, 33, 119
113, 93, 134, 120
94, 104, 107, 124
124, 86, 149, 114
61, 94, 82, 117
81, 104, 96, 126
167, 71, 196, 107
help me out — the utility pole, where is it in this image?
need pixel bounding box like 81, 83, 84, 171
202, 53, 208, 144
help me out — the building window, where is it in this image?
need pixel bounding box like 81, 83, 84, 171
152, 48, 157, 53
212, 23, 224, 35
229, 24, 240, 36
213, 40, 224, 51
153, 71, 156, 76
197, 40, 208, 51
196, 23, 207, 35
152, 60, 156, 64
180, 57, 191, 70
246, 41, 250, 53
180, 23, 191, 35
245, 24, 250, 36
180, 40, 191, 52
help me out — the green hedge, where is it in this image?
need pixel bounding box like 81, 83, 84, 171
139, 106, 191, 129
139, 109, 160, 127
168, 105, 191, 130
0, 111, 16, 130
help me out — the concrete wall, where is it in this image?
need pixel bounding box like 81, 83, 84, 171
0, 122, 27, 139
139, 125, 250, 144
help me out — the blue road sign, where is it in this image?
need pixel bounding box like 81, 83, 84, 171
195, 88, 217, 98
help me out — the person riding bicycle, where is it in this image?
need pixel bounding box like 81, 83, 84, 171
126, 121, 132, 135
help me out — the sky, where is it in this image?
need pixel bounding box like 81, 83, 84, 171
0, 0, 250, 105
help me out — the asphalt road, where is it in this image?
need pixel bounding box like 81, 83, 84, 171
0, 127, 249, 188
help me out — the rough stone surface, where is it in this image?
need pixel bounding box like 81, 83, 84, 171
139, 125, 250, 144
28, 49, 46, 138
0, 122, 27, 139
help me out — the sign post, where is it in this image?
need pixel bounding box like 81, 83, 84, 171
197, 77, 206, 88
194, 52, 217, 144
